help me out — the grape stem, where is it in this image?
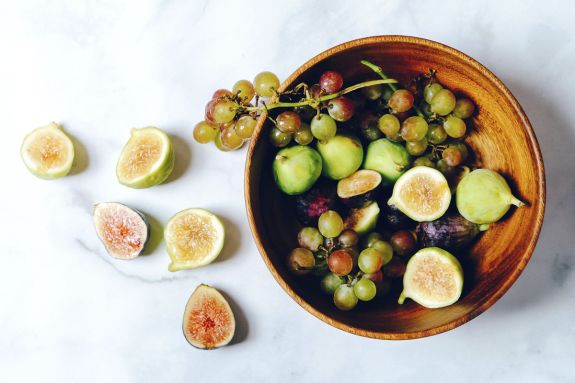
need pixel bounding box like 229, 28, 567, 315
242, 78, 397, 113
360, 60, 426, 118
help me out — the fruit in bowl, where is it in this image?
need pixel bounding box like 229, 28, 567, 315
245, 36, 545, 340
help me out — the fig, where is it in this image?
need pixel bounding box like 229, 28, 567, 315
93, 202, 149, 259
164, 208, 225, 271
337, 169, 382, 208
21, 122, 75, 179
456, 169, 525, 224
317, 134, 364, 180
295, 182, 339, 225
388, 166, 451, 222
273, 145, 322, 195
116, 127, 175, 188
416, 215, 485, 249
399, 247, 463, 308
183, 284, 235, 349
344, 202, 380, 236
363, 138, 411, 185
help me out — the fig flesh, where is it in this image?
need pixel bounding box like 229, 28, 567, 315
399, 247, 463, 308
93, 202, 149, 259
344, 202, 380, 235
337, 169, 382, 208
456, 169, 524, 224
183, 284, 235, 350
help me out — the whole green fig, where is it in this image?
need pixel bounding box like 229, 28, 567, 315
456, 169, 524, 224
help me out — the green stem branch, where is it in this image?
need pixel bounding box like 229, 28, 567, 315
360, 59, 425, 118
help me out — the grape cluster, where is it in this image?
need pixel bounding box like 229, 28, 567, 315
287, 210, 415, 311
193, 71, 281, 151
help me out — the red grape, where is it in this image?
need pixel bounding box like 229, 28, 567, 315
327, 96, 355, 122
212, 89, 233, 99
328, 249, 353, 276
319, 71, 343, 94
390, 230, 417, 257
276, 111, 302, 133
388, 89, 414, 113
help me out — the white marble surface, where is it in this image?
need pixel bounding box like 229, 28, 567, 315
1, 0, 574, 381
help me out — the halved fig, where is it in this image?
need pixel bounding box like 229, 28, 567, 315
344, 202, 380, 235
399, 247, 463, 308
337, 169, 382, 208
93, 202, 149, 259
21, 122, 75, 179
183, 284, 236, 350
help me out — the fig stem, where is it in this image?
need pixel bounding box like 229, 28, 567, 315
479, 224, 490, 232
510, 195, 525, 208
360, 59, 426, 118
242, 79, 397, 113
398, 290, 407, 305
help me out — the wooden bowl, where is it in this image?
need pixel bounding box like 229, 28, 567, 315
244, 36, 545, 339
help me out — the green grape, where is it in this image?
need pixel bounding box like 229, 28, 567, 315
436, 158, 455, 176
419, 100, 433, 116
358, 248, 383, 274
453, 98, 475, 119
310, 113, 337, 141
294, 122, 313, 145
378, 114, 400, 137
382, 87, 393, 101
234, 115, 257, 139
220, 125, 244, 150
353, 278, 377, 301
232, 79, 255, 104
338, 229, 359, 248
212, 99, 237, 123
269, 128, 292, 147
363, 232, 383, 248
321, 273, 345, 295
449, 142, 469, 162
297, 227, 324, 252
443, 115, 467, 138
253, 71, 280, 97
361, 126, 382, 141
387, 131, 403, 142
193, 121, 218, 144
430, 89, 456, 116
371, 240, 393, 265
276, 111, 302, 133
361, 84, 383, 100
333, 284, 358, 310
400, 116, 428, 142
318, 210, 344, 238
414, 156, 435, 168
388, 89, 414, 113
214, 131, 231, 152
426, 123, 448, 144
287, 248, 315, 275
442, 147, 463, 166
406, 138, 428, 156
424, 83, 443, 104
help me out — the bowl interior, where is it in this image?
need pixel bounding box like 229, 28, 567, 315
245, 36, 545, 339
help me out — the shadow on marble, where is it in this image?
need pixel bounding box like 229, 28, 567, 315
219, 289, 249, 346
67, 132, 89, 176
164, 134, 192, 184
215, 215, 242, 263
488, 79, 575, 314
141, 213, 163, 256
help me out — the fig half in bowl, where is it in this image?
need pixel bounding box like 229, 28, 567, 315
244, 36, 545, 340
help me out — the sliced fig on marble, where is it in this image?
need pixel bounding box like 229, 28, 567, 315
183, 284, 235, 350
93, 202, 149, 259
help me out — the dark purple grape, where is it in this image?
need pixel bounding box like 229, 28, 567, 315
390, 230, 417, 257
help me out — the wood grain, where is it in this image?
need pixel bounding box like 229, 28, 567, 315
244, 36, 546, 340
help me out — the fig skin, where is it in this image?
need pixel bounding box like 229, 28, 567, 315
416, 215, 482, 249
183, 284, 236, 350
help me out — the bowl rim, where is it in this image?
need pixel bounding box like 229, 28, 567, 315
244, 35, 546, 340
